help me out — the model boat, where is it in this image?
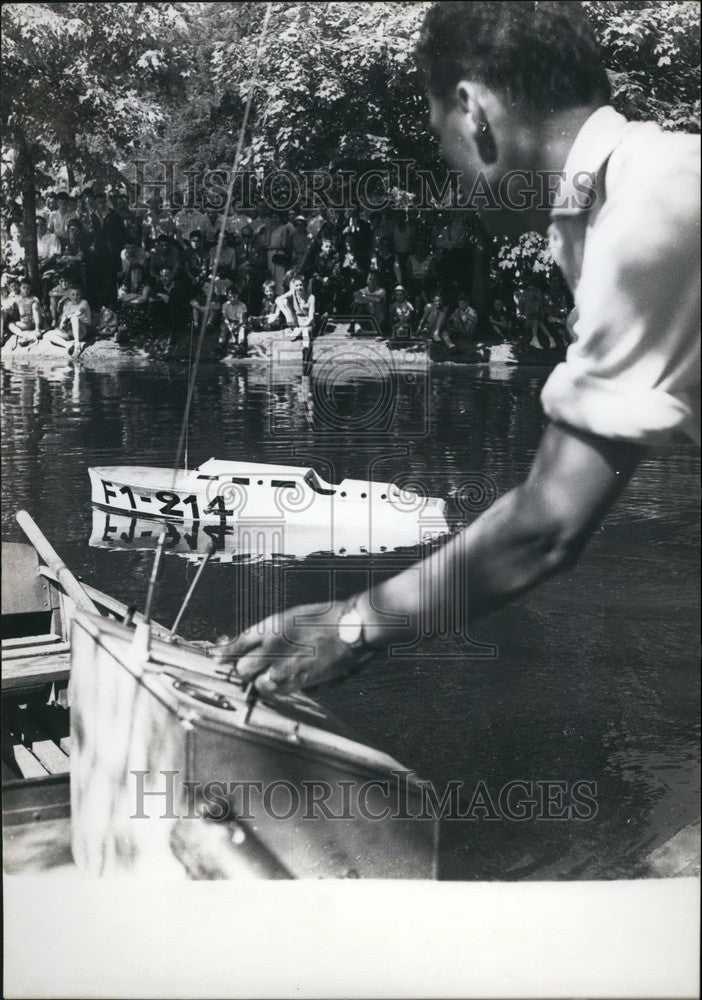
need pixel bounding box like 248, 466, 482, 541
89, 459, 450, 546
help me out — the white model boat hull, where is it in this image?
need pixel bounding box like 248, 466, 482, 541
89, 460, 450, 548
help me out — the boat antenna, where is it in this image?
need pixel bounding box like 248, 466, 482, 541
142, 3, 273, 623
170, 2, 273, 491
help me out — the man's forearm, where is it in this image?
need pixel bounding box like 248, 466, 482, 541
356, 422, 646, 648
357, 483, 567, 646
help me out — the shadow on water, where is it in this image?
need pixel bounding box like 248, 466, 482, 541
1, 358, 699, 879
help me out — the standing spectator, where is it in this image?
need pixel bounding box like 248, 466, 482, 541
391, 210, 417, 285
289, 215, 311, 274
90, 191, 125, 305
57, 218, 88, 289
142, 194, 176, 246
235, 225, 266, 312
268, 213, 292, 295
208, 232, 237, 278
371, 237, 401, 294
342, 209, 373, 272
407, 238, 438, 311
175, 204, 214, 243
47, 191, 72, 237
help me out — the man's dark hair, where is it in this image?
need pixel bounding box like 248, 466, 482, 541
416, 1, 610, 112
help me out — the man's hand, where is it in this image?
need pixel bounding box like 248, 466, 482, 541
214, 600, 370, 695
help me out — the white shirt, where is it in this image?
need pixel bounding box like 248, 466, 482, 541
542, 106, 700, 445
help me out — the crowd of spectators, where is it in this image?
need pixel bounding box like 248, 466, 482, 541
1, 185, 571, 357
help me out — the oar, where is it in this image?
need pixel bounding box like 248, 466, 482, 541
15, 510, 99, 614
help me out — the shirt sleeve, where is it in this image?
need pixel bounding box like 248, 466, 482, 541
542, 136, 700, 446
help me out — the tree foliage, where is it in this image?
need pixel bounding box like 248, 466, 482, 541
1, 2, 188, 185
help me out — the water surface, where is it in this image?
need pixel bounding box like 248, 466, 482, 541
2, 356, 699, 879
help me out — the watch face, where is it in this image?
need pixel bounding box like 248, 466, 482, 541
338, 610, 363, 646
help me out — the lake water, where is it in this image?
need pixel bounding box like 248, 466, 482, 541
2, 354, 699, 879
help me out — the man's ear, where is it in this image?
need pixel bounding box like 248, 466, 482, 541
456, 81, 498, 165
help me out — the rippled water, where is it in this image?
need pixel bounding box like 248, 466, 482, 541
2, 355, 699, 879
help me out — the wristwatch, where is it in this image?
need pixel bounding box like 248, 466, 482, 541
337, 600, 377, 669
337, 602, 366, 649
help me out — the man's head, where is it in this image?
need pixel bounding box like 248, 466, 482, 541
46, 192, 57, 211
320, 237, 333, 254
67, 219, 82, 238
227, 284, 240, 301
96, 192, 108, 213
190, 230, 202, 247
367, 271, 379, 291
159, 266, 173, 284
416, 1, 609, 234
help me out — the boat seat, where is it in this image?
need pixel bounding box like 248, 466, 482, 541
1, 542, 60, 644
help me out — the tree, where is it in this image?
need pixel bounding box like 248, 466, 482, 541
1, 2, 188, 279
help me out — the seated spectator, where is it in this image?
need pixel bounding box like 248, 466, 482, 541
249, 278, 278, 332
48, 272, 71, 327
389, 285, 415, 339
183, 230, 210, 291
308, 236, 340, 314
120, 224, 149, 274
514, 281, 557, 349
208, 233, 237, 277
6, 278, 43, 347
1, 276, 21, 343
269, 276, 316, 349
117, 264, 153, 339
338, 238, 363, 311
418, 293, 452, 349
219, 284, 248, 352
42, 284, 91, 355
449, 293, 478, 343
489, 298, 512, 341
175, 204, 214, 243
371, 237, 401, 295
190, 267, 231, 333
56, 218, 88, 288
148, 233, 182, 280
350, 271, 387, 334
152, 265, 190, 339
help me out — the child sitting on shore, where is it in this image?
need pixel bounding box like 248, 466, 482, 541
418, 293, 452, 349
42, 284, 91, 356
248, 279, 278, 332
449, 293, 478, 343
219, 285, 248, 353
1, 277, 21, 343
7, 279, 43, 348
388, 285, 415, 339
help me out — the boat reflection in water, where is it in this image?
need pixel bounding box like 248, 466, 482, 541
90, 508, 450, 562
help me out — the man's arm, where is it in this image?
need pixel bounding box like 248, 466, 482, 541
223, 422, 646, 693
359, 421, 645, 644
